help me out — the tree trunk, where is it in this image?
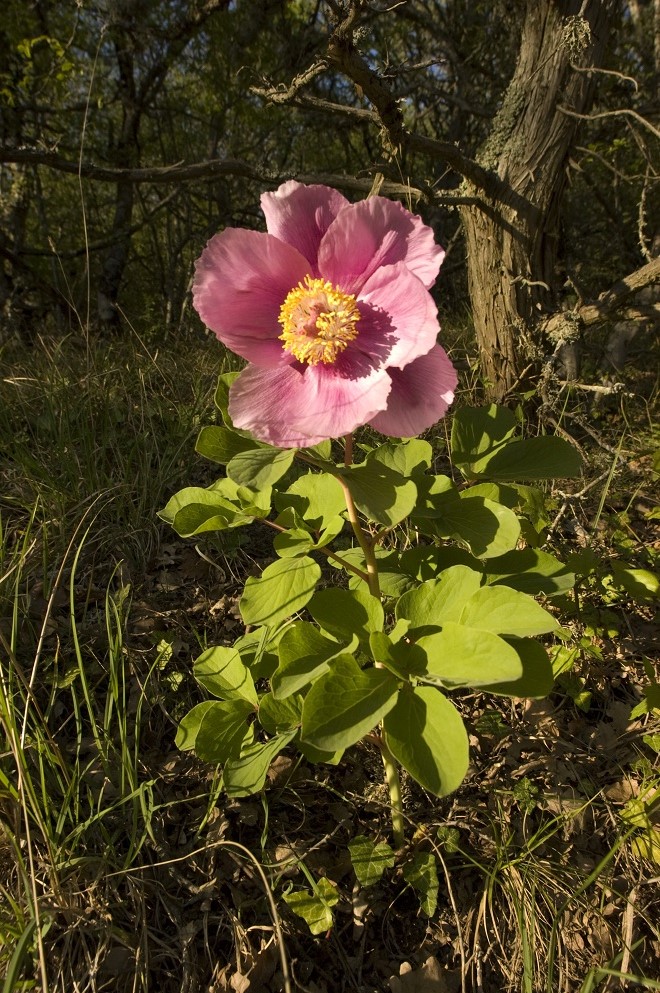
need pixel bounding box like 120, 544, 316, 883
459, 0, 616, 398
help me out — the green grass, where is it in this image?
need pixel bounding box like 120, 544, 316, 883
0, 327, 658, 991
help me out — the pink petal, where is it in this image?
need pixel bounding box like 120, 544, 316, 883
368, 345, 458, 437
356, 263, 439, 371
193, 229, 309, 365
318, 196, 445, 294
260, 181, 350, 273
229, 362, 392, 448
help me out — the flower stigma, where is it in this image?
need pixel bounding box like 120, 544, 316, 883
278, 275, 360, 365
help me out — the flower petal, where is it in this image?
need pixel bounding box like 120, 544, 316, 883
356, 262, 439, 371
368, 345, 458, 437
193, 229, 309, 365
318, 196, 445, 294
260, 181, 350, 273
229, 362, 391, 448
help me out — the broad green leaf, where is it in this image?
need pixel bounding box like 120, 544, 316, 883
369, 438, 432, 477
258, 692, 303, 733
159, 486, 248, 535
235, 484, 272, 517
486, 548, 575, 597
278, 472, 346, 528
297, 739, 344, 765
399, 545, 483, 580
240, 556, 321, 627
283, 877, 339, 934
348, 835, 395, 887
301, 656, 398, 752
227, 447, 295, 489
630, 682, 660, 719
465, 481, 520, 507
440, 493, 521, 558
451, 404, 518, 471
307, 587, 384, 648
610, 561, 660, 601
273, 622, 357, 698
223, 730, 297, 797
417, 622, 522, 687
403, 852, 439, 917
195, 425, 260, 464
346, 548, 413, 597
459, 586, 559, 636
339, 461, 417, 527
395, 566, 483, 630
479, 638, 554, 697
175, 701, 217, 751
193, 646, 258, 705
369, 631, 426, 679
383, 686, 469, 796
231, 627, 282, 681
214, 371, 240, 420
194, 699, 254, 763
273, 528, 315, 558
477, 436, 582, 481
412, 474, 457, 519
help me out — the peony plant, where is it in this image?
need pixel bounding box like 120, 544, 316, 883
162, 182, 581, 846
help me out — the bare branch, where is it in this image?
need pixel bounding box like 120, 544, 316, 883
0, 147, 481, 208
557, 104, 660, 141
541, 256, 660, 337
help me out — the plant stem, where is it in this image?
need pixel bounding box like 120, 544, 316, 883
341, 433, 405, 847
380, 737, 405, 848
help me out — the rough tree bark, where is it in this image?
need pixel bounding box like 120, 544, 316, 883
459, 0, 618, 397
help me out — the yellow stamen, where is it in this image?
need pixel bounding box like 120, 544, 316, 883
279, 275, 360, 365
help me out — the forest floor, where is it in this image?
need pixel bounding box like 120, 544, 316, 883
0, 324, 658, 993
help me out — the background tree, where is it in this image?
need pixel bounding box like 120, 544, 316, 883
0, 0, 657, 392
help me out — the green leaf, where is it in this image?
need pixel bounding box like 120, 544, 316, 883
278, 472, 346, 528
486, 547, 575, 596
195, 425, 260, 464
223, 730, 297, 797
441, 493, 521, 558
417, 622, 522, 687
399, 545, 483, 580
459, 586, 559, 636
175, 701, 217, 751
369, 438, 432, 476
369, 630, 426, 679
479, 638, 554, 697
610, 561, 660, 601
258, 692, 303, 733
339, 461, 417, 527
273, 528, 315, 558
403, 852, 439, 917
301, 656, 398, 752
451, 404, 518, 470
395, 566, 484, 630
297, 739, 345, 765
307, 587, 384, 648
194, 699, 255, 764
193, 646, 258, 705
476, 436, 582, 481
348, 835, 395, 887
214, 371, 239, 421
227, 446, 295, 489
283, 877, 339, 935
159, 485, 249, 536
240, 556, 321, 627
272, 622, 358, 698
383, 686, 469, 796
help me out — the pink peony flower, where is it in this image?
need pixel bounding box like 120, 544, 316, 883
193, 181, 457, 448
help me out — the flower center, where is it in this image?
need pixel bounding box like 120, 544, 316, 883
278, 276, 360, 365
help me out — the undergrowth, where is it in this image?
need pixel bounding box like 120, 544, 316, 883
0, 326, 658, 992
